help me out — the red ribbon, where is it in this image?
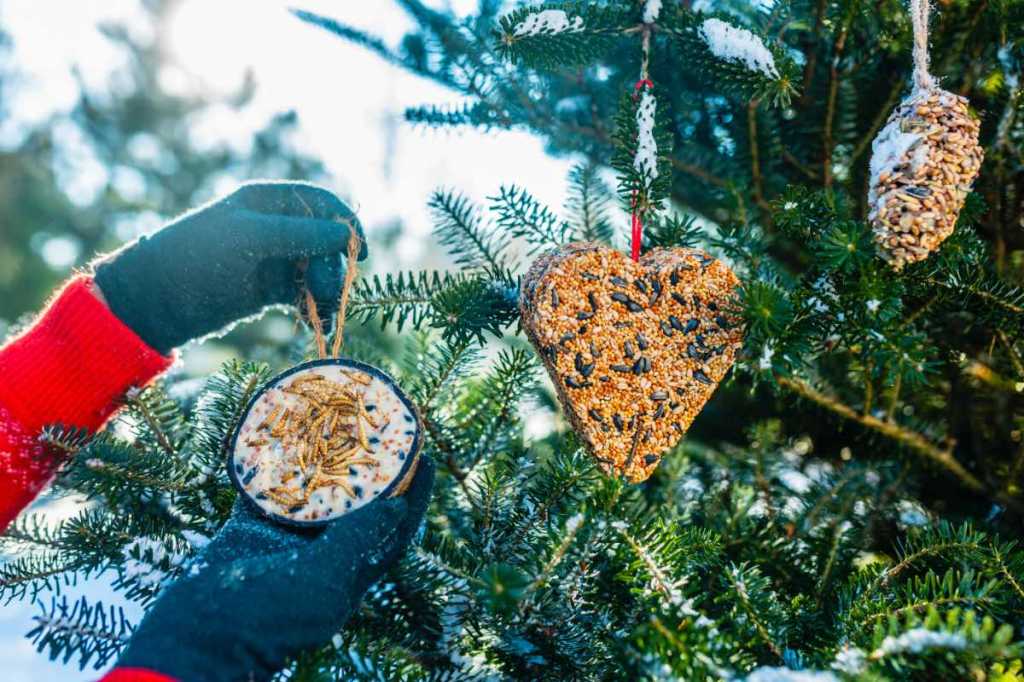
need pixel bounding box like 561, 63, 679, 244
630, 79, 654, 262
631, 199, 643, 262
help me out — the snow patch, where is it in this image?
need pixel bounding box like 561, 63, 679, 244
700, 18, 779, 79
121, 536, 188, 588
643, 0, 662, 23
831, 646, 867, 674
513, 9, 584, 37
872, 628, 966, 656
865, 298, 881, 313
634, 90, 659, 185
744, 666, 839, 681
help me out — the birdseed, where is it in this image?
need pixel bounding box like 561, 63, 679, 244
519, 242, 743, 482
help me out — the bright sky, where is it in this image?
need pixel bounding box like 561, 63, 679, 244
0, 1, 576, 679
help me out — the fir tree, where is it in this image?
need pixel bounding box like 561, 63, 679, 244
4, 0, 1024, 680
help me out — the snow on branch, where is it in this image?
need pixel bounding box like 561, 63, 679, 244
634, 90, 659, 186
699, 18, 779, 79
512, 9, 584, 37
642, 0, 662, 23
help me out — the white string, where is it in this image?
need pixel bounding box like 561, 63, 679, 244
910, 0, 935, 90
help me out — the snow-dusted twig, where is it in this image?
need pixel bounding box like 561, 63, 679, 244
512, 9, 584, 37
699, 18, 779, 79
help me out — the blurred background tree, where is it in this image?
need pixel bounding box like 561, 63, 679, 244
0, 0, 328, 330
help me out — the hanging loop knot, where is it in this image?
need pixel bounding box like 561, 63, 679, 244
633, 78, 655, 99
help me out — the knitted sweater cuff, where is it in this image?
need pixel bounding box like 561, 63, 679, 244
0, 276, 173, 529
0, 276, 173, 434
100, 667, 179, 682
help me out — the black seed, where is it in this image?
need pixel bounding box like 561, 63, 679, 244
599, 375, 610, 382
904, 186, 931, 198
588, 291, 599, 311
713, 345, 726, 356
707, 301, 718, 311
577, 311, 594, 320
613, 414, 624, 431
653, 404, 666, 419
660, 321, 674, 337
642, 429, 652, 443
685, 319, 699, 333
628, 416, 636, 429
581, 271, 600, 281
559, 333, 575, 345
633, 279, 648, 294
651, 278, 662, 294
695, 334, 707, 347
687, 344, 700, 359
575, 353, 585, 372
624, 341, 635, 358
674, 387, 686, 396
353, 486, 364, 498
649, 290, 662, 306
636, 333, 649, 350
644, 454, 659, 465
588, 409, 604, 422
580, 363, 594, 377
551, 289, 560, 307
611, 292, 642, 312
565, 376, 589, 389
669, 315, 684, 331
242, 466, 258, 485
694, 369, 713, 384
288, 504, 305, 513
601, 424, 610, 432
255, 492, 267, 500
234, 462, 243, 474
614, 321, 632, 329
610, 276, 628, 287
641, 357, 651, 373
632, 358, 644, 374
670, 270, 679, 286
651, 390, 668, 401
611, 364, 632, 373
672, 422, 683, 433
590, 341, 601, 358
349, 466, 358, 476
365, 404, 376, 412
369, 436, 380, 445
715, 315, 729, 328
669, 401, 679, 410
578, 325, 588, 335
671, 292, 687, 306
693, 297, 702, 308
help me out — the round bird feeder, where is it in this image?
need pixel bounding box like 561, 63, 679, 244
228, 358, 422, 527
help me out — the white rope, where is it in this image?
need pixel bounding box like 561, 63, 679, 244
910, 0, 935, 90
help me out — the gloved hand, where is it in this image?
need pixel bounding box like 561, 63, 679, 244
117, 457, 434, 682
93, 181, 366, 354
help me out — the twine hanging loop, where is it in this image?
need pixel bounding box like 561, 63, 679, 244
910, 0, 936, 91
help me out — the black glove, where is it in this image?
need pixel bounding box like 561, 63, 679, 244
94, 181, 366, 354
117, 457, 435, 682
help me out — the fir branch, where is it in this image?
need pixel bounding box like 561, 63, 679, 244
430, 190, 511, 274
28, 596, 133, 671
775, 375, 1002, 503
489, 185, 571, 254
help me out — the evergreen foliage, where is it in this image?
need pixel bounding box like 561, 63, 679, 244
4, 0, 1024, 679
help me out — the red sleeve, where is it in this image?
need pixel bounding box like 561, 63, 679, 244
100, 668, 177, 682
0, 276, 173, 530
